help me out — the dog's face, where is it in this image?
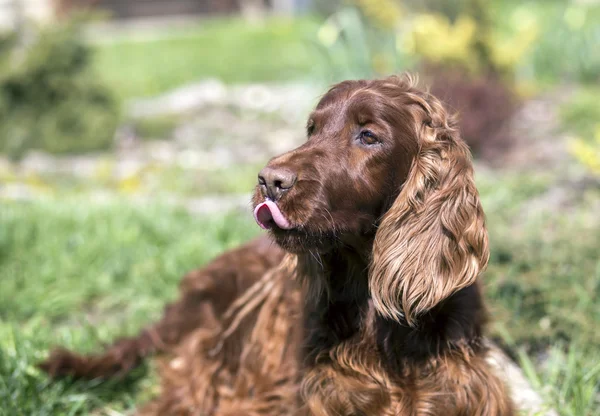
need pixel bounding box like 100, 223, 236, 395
253, 76, 488, 323
252, 79, 419, 253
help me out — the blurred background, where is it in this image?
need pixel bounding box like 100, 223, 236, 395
0, 0, 598, 414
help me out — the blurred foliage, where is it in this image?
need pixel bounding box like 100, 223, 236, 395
311, 0, 344, 17
569, 126, 600, 177
407, 0, 539, 77
0, 158, 264, 200
529, 2, 600, 84
429, 70, 516, 160
315, 0, 599, 86
560, 87, 600, 140
353, 0, 402, 30
314, 6, 408, 80
93, 18, 320, 100
315, 0, 539, 80
560, 88, 600, 176
0, 19, 119, 160
131, 115, 182, 141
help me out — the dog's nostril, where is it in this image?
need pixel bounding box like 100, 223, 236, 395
258, 166, 297, 200
272, 171, 296, 190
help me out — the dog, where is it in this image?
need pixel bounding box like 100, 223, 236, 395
41, 75, 514, 415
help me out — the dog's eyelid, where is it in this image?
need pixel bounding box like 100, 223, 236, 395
362, 129, 376, 137
357, 129, 382, 146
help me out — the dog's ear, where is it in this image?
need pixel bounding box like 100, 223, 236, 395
370, 87, 489, 326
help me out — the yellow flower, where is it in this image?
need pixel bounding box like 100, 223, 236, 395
409, 13, 477, 69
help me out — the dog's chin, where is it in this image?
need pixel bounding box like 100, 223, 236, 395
269, 227, 337, 254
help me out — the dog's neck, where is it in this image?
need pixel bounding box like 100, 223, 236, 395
300, 242, 486, 372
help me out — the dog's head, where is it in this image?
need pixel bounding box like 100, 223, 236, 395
252, 75, 488, 323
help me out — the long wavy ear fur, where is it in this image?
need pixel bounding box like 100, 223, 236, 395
370, 81, 489, 326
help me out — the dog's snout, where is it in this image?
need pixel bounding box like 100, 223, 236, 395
258, 166, 297, 201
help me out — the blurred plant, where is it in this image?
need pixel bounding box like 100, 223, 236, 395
561, 88, 600, 176
528, 3, 600, 84
569, 126, 600, 177
131, 115, 182, 141
314, 7, 412, 80
409, 1, 541, 77
353, 0, 402, 30
407, 13, 479, 71
428, 69, 517, 161
311, 0, 344, 16
560, 87, 600, 139
315, 0, 541, 80
0, 17, 120, 160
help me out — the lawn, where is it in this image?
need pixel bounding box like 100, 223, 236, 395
91, 17, 322, 100
1, 169, 598, 415
0, 199, 260, 415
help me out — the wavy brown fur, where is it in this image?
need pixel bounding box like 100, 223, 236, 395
40, 75, 514, 415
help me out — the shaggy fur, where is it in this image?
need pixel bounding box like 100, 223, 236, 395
40, 75, 514, 415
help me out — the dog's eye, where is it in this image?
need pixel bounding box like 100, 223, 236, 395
359, 130, 379, 146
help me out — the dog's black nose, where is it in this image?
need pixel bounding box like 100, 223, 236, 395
258, 166, 297, 201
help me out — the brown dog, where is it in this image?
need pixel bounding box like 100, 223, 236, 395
41, 75, 514, 415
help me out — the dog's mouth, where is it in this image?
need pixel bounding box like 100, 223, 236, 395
253, 198, 339, 254
253, 200, 293, 230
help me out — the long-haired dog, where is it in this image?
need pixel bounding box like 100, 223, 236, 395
41, 75, 514, 415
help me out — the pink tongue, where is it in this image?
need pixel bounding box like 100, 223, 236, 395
253, 201, 292, 230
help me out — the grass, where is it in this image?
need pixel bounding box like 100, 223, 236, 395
479, 172, 600, 415
0, 161, 264, 200
0, 199, 260, 414
91, 17, 321, 100
1, 170, 599, 414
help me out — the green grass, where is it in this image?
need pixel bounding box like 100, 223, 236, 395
1, 171, 599, 414
0, 199, 260, 414
478, 172, 600, 415
92, 17, 321, 100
